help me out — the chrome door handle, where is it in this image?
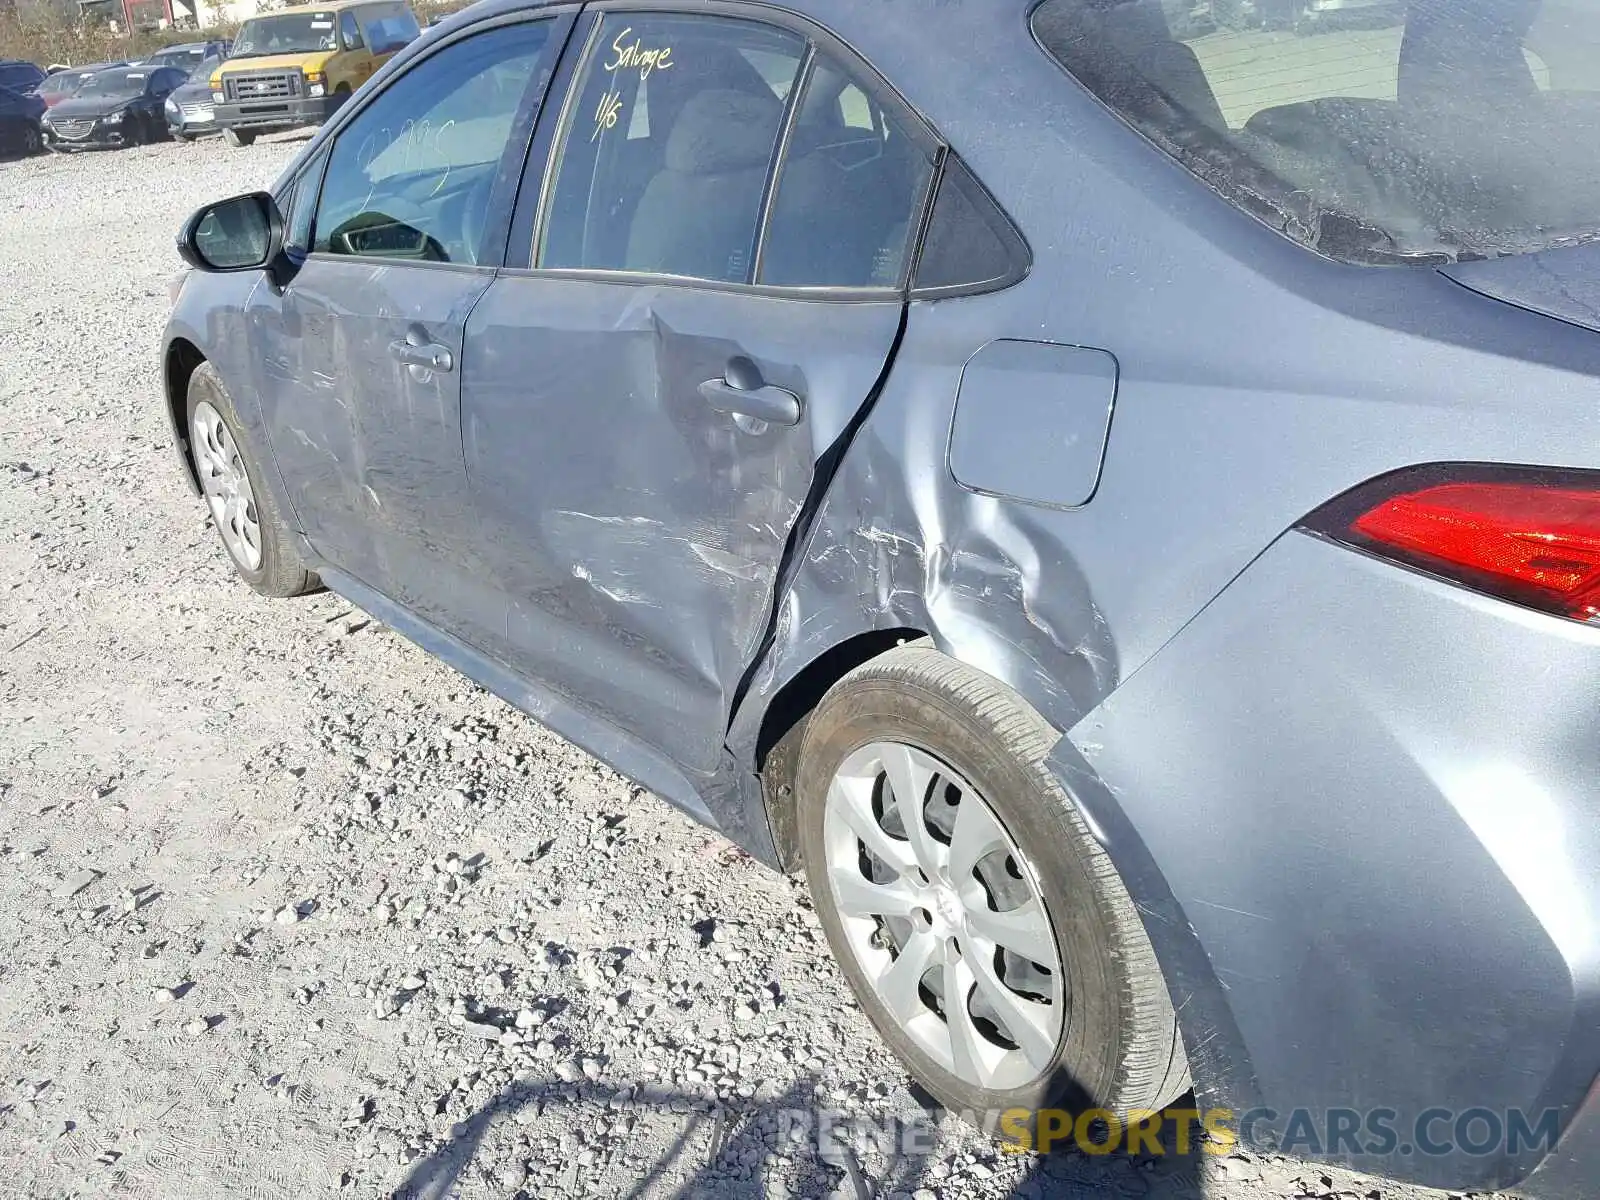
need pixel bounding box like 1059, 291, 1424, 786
389, 339, 454, 372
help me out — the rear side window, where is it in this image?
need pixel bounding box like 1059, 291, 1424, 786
757, 55, 937, 289
538, 13, 806, 282
1032, 0, 1600, 263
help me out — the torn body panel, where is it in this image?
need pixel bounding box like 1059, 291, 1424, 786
459, 274, 904, 789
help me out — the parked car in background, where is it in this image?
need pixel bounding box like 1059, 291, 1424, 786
210, 0, 420, 147
166, 1, 1600, 1197
41, 65, 186, 150
0, 60, 46, 95
0, 84, 45, 157
139, 41, 233, 74
164, 54, 227, 140
33, 62, 129, 108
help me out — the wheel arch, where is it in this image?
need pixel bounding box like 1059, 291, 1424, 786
752, 625, 930, 873
164, 336, 207, 493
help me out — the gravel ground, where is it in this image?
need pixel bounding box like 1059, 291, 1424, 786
0, 137, 1486, 1200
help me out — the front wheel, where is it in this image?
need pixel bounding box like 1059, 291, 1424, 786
222, 127, 256, 148
186, 362, 319, 597
21, 123, 42, 155
796, 645, 1190, 1129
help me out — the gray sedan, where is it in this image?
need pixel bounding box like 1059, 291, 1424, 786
160, 1, 1600, 1194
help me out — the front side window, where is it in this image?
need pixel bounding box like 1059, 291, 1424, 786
758, 56, 936, 288
1033, 0, 1600, 263
539, 13, 805, 282
313, 21, 555, 265
341, 12, 365, 50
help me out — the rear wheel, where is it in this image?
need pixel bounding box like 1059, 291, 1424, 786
223, 127, 256, 148
21, 123, 42, 155
796, 645, 1190, 1130
186, 362, 318, 597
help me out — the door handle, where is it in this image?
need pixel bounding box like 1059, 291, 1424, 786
699, 356, 801, 427
389, 337, 454, 373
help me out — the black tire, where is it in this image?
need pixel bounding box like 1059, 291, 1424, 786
185, 362, 319, 598
21, 122, 42, 156
796, 645, 1190, 1130
223, 127, 256, 148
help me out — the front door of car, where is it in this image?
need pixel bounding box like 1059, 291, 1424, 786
462, 10, 938, 781
248, 13, 569, 621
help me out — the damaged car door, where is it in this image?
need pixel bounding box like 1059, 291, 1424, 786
248, 15, 566, 618
462, 8, 938, 781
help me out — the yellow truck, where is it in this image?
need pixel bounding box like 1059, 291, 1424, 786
209, 0, 421, 147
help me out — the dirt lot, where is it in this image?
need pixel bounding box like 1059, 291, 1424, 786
0, 137, 1480, 1200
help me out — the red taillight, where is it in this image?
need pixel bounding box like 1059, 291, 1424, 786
1309, 469, 1600, 623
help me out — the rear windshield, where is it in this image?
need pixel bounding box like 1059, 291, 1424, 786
1032, 0, 1600, 264
232, 12, 340, 58
149, 47, 208, 69
78, 69, 149, 97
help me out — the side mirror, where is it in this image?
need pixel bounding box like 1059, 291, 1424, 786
176, 191, 290, 281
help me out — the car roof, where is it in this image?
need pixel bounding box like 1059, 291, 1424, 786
247, 0, 398, 12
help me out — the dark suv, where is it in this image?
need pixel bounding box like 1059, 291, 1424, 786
0, 83, 45, 157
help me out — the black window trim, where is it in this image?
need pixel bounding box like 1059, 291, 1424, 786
519, 0, 948, 304
288, 4, 581, 273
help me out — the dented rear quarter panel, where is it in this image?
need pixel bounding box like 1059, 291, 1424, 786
730, 2, 1600, 1191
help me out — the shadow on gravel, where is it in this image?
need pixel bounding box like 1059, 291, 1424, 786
395, 1075, 1211, 1199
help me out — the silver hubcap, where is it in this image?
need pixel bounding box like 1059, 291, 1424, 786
191, 399, 262, 571
823, 742, 1065, 1091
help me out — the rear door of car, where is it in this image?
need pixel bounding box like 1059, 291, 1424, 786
248, 9, 576, 627
459, 4, 940, 781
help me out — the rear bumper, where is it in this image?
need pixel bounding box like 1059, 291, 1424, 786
213, 93, 342, 133
1053, 530, 1600, 1193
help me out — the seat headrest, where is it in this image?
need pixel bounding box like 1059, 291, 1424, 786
1399, 0, 1542, 105
665, 89, 782, 175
